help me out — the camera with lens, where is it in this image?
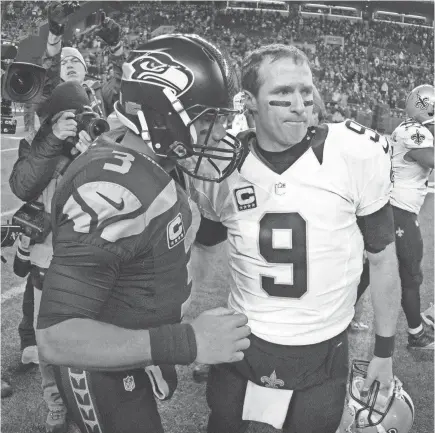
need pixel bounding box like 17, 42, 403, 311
1, 201, 50, 265
63, 106, 110, 152
1, 42, 46, 134
11, 201, 50, 243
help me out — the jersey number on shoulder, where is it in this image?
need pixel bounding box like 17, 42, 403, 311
259, 212, 307, 299
345, 119, 380, 143
103, 150, 135, 174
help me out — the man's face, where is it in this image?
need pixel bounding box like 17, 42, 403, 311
174, 113, 233, 181
192, 113, 228, 148
251, 57, 314, 149
60, 56, 86, 84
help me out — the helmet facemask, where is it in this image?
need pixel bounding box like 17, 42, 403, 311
115, 86, 243, 183
345, 360, 415, 433
349, 361, 395, 429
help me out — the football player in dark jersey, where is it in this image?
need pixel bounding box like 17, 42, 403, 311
36, 34, 249, 433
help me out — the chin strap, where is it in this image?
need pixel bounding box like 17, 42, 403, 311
163, 88, 197, 144
114, 89, 198, 151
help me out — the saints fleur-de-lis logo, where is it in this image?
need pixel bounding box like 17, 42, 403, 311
260, 370, 284, 388
415, 91, 429, 110
411, 130, 425, 145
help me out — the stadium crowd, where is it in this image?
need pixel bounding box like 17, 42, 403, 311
2, 0, 433, 121
1, 3, 434, 433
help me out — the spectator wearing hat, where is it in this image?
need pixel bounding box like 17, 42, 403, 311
39, 1, 124, 122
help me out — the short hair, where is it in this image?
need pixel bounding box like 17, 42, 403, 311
241, 44, 310, 97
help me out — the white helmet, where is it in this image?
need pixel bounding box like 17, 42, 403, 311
336, 360, 415, 433
405, 84, 435, 127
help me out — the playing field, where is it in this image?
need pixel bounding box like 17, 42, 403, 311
1, 120, 433, 433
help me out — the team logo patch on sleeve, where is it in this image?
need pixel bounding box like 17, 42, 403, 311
411, 130, 425, 145
167, 213, 185, 249
234, 186, 257, 211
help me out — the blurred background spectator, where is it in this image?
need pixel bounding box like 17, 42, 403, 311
2, 0, 433, 128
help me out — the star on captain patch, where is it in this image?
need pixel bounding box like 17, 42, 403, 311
396, 227, 404, 238
260, 370, 284, 389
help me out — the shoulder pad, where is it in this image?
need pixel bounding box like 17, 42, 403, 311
392, 120, 434, 149
327, 120, 390, 160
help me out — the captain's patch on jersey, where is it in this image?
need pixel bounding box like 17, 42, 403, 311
234, 186, 257, 211
167, 213, 185, 249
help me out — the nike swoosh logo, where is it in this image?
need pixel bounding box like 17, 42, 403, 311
97, 192, 125, 211
382, 140, 389, 154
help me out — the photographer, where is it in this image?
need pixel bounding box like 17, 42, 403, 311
39, 1, 124, 123
9, 81, 108, 433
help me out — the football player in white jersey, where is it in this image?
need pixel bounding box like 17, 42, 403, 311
390, 84, 434, 350
186, 44, 401, 433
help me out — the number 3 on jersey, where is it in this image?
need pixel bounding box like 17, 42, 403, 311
259, 213, 308, 298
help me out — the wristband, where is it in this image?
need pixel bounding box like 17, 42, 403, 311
149, 323, 197, 365
374, 334, 395, 358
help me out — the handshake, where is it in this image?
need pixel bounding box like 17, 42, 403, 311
48, 1, 121, 47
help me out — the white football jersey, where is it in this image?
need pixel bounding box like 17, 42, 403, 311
390, 118, 433, 214
187, 121, 392, 345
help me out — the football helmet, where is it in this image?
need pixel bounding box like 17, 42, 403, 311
114, 33, 244, 182
336, 360, 414, 433
405, 84, 434, 128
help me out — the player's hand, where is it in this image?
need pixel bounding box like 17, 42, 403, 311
95, 12, 121, 47
361, 356, 393, 397
75, 130, 92, 153
191, 307, 251, 364
52, 111, 77, 141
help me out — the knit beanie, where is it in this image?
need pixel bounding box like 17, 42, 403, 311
61, 47, 87, 71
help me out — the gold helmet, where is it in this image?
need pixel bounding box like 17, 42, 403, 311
405, 84, 435, 127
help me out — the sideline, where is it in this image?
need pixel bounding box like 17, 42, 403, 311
1, 282, 26, 304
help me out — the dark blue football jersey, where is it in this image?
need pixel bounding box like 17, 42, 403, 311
38, 136, 195, 330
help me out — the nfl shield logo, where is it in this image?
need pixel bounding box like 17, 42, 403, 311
123, 375, 135, 392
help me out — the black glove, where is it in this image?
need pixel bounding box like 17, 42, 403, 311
48, 1, 80, 36
95, 12, 121, 47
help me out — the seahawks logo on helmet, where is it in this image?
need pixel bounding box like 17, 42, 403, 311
415, 91, 430, 110
411, 130, 425, 145
122, 51, 194, 96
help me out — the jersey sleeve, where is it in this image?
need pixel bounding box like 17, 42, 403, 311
38, 143, 175, 328
355, 134, 392, 217
393, 121, 434, 150
37, 241, 121, 329
334, 121, 393, 218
